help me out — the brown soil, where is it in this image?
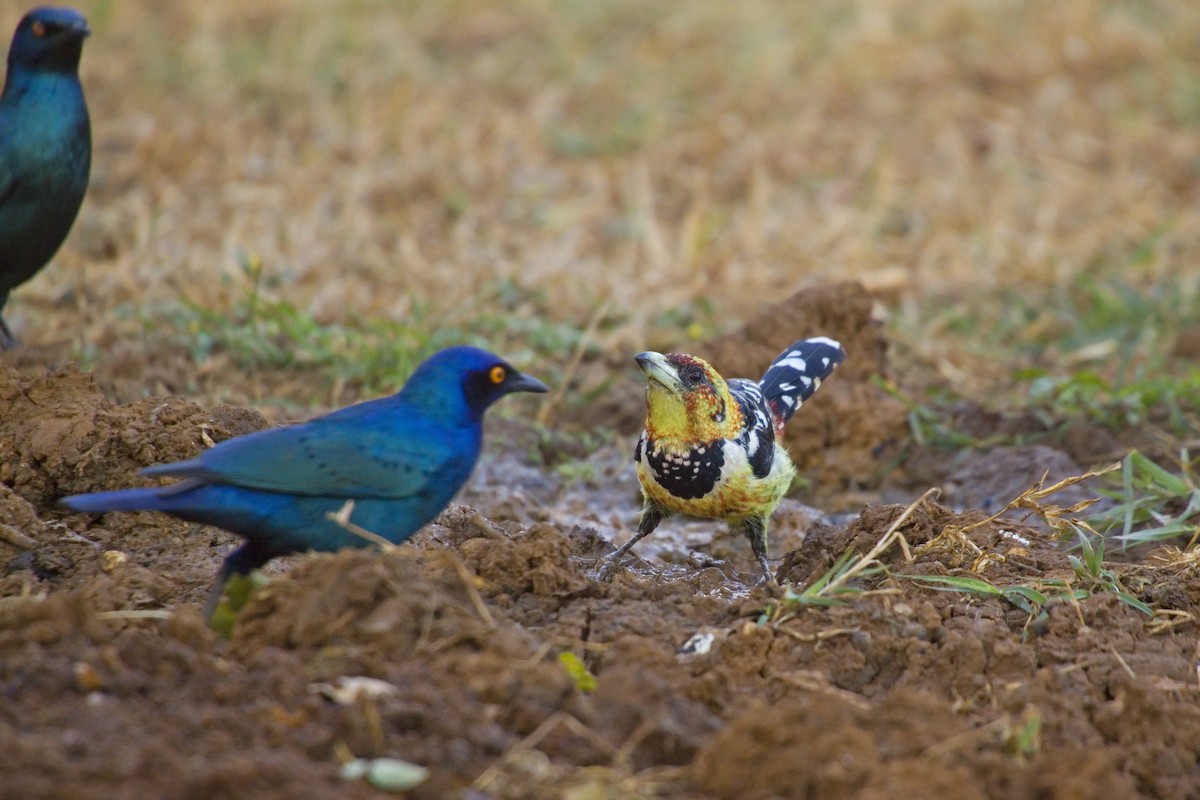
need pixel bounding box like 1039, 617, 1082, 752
3, 357, 1199, 799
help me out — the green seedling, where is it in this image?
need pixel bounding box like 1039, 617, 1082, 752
558, 652, 597, 693
1089, 450, 1200, 547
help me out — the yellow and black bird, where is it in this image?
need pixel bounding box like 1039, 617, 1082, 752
597, 337, 845, 583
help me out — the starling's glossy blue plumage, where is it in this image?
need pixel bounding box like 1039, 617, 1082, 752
61, 346, 549, 617
0, 7, 91, 347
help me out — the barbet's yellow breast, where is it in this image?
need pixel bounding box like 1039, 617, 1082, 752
637, 379, 795, 523
637, 442, 794, 522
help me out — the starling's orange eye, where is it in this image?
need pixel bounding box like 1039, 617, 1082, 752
31, 21, 45, 37
489, 365, 506, 384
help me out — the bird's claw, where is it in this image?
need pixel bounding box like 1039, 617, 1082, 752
595, 556, 621, 582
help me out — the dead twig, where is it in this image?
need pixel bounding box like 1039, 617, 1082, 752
326, 500, 398, 552
810, 487, 935, 600
536, 297, 613, 426
471, 712, 620, 793
431, 549, 495, 628
96, 609, 173, 621
774, 670, 872, 711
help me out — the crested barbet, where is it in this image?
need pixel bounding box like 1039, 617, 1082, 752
597, 337, 846, 584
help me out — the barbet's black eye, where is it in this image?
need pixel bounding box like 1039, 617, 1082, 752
681, 366, 705, 386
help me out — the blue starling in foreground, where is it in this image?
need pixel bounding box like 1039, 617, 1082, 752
0, 7, 91, 347
62, 346, 548, 618
598, 337, 845, 583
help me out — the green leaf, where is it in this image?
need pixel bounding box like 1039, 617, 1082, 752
1128, 451, 1191, 496
1054, 589, 1091, 603
1115, 592, 1154, 616
903, 574, 1050, 615
1004, 585, 1049, 606
904, 574, 1003, 596
340, 758, 429, 792
209, 571, 270, 638
784, 548, 871, 606
1002, 585, 1048, 614
558, 652, 597, 692
1117, 520, 1200, 545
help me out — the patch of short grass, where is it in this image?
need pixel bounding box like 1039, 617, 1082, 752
138, 256, 599, 404
890, 271, 1200, 442
1089, 450, 1200, 547
900, 536, 1154, 622
1021, 369, 1200, 433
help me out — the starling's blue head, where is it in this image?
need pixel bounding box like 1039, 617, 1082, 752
7, 7, 89, 75
402, 345, 548, 420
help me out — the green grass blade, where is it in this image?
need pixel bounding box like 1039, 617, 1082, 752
1116, 520, 1200, 545
1004, 585, 1049, 607
1115, 592, 1154, 616
1129, 451, 1191, 497
902, 574, 1003, 596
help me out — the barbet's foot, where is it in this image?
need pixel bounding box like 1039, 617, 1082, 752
596, 501, 667, 582
595, 537, 644, 581
741, 516, 778, 586
756, 554, 778, 587
595, 555, 620, 582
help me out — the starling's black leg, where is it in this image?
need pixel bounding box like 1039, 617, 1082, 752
202, 541, 272, 622
0, 304, 16, 349
737, 515, 776, 585
596, 499, 668, 581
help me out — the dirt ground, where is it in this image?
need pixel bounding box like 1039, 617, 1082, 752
2, 2, 1200, 797
3, 290, 1199, 800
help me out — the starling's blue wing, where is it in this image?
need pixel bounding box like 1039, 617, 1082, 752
142, 402, 476, 500
0, 144, 21, 214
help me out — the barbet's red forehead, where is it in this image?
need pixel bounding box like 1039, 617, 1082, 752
663, 354, 723, 399
664, 353, 714, 372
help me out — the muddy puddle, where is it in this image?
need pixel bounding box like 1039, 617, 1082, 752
2, 286, 1199, 799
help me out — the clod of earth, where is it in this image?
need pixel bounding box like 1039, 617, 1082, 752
2, 358, 1199, 799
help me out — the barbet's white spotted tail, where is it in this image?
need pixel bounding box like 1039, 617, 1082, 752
757, 337, 846, 432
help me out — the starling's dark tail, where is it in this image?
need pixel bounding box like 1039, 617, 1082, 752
758, 337, 846, 430
60, 487, 171, 514
61, 478, 204, 515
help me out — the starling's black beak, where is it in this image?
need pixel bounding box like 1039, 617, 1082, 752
504, 371, 549, 395
63, 17, 90, 39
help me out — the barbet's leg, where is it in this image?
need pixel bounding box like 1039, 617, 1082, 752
737, 515, 777, 585
596, 499, 668, 581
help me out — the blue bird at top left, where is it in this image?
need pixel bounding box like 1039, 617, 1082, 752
0, 7, 91, 348
61, 346, 549, 619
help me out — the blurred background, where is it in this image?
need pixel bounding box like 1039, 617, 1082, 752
3, 0, 1198, 431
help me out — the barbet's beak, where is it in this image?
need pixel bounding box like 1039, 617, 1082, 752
634, 351, 682, 393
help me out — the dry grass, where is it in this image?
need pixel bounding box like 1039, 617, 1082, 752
7, 0, 1200, 409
